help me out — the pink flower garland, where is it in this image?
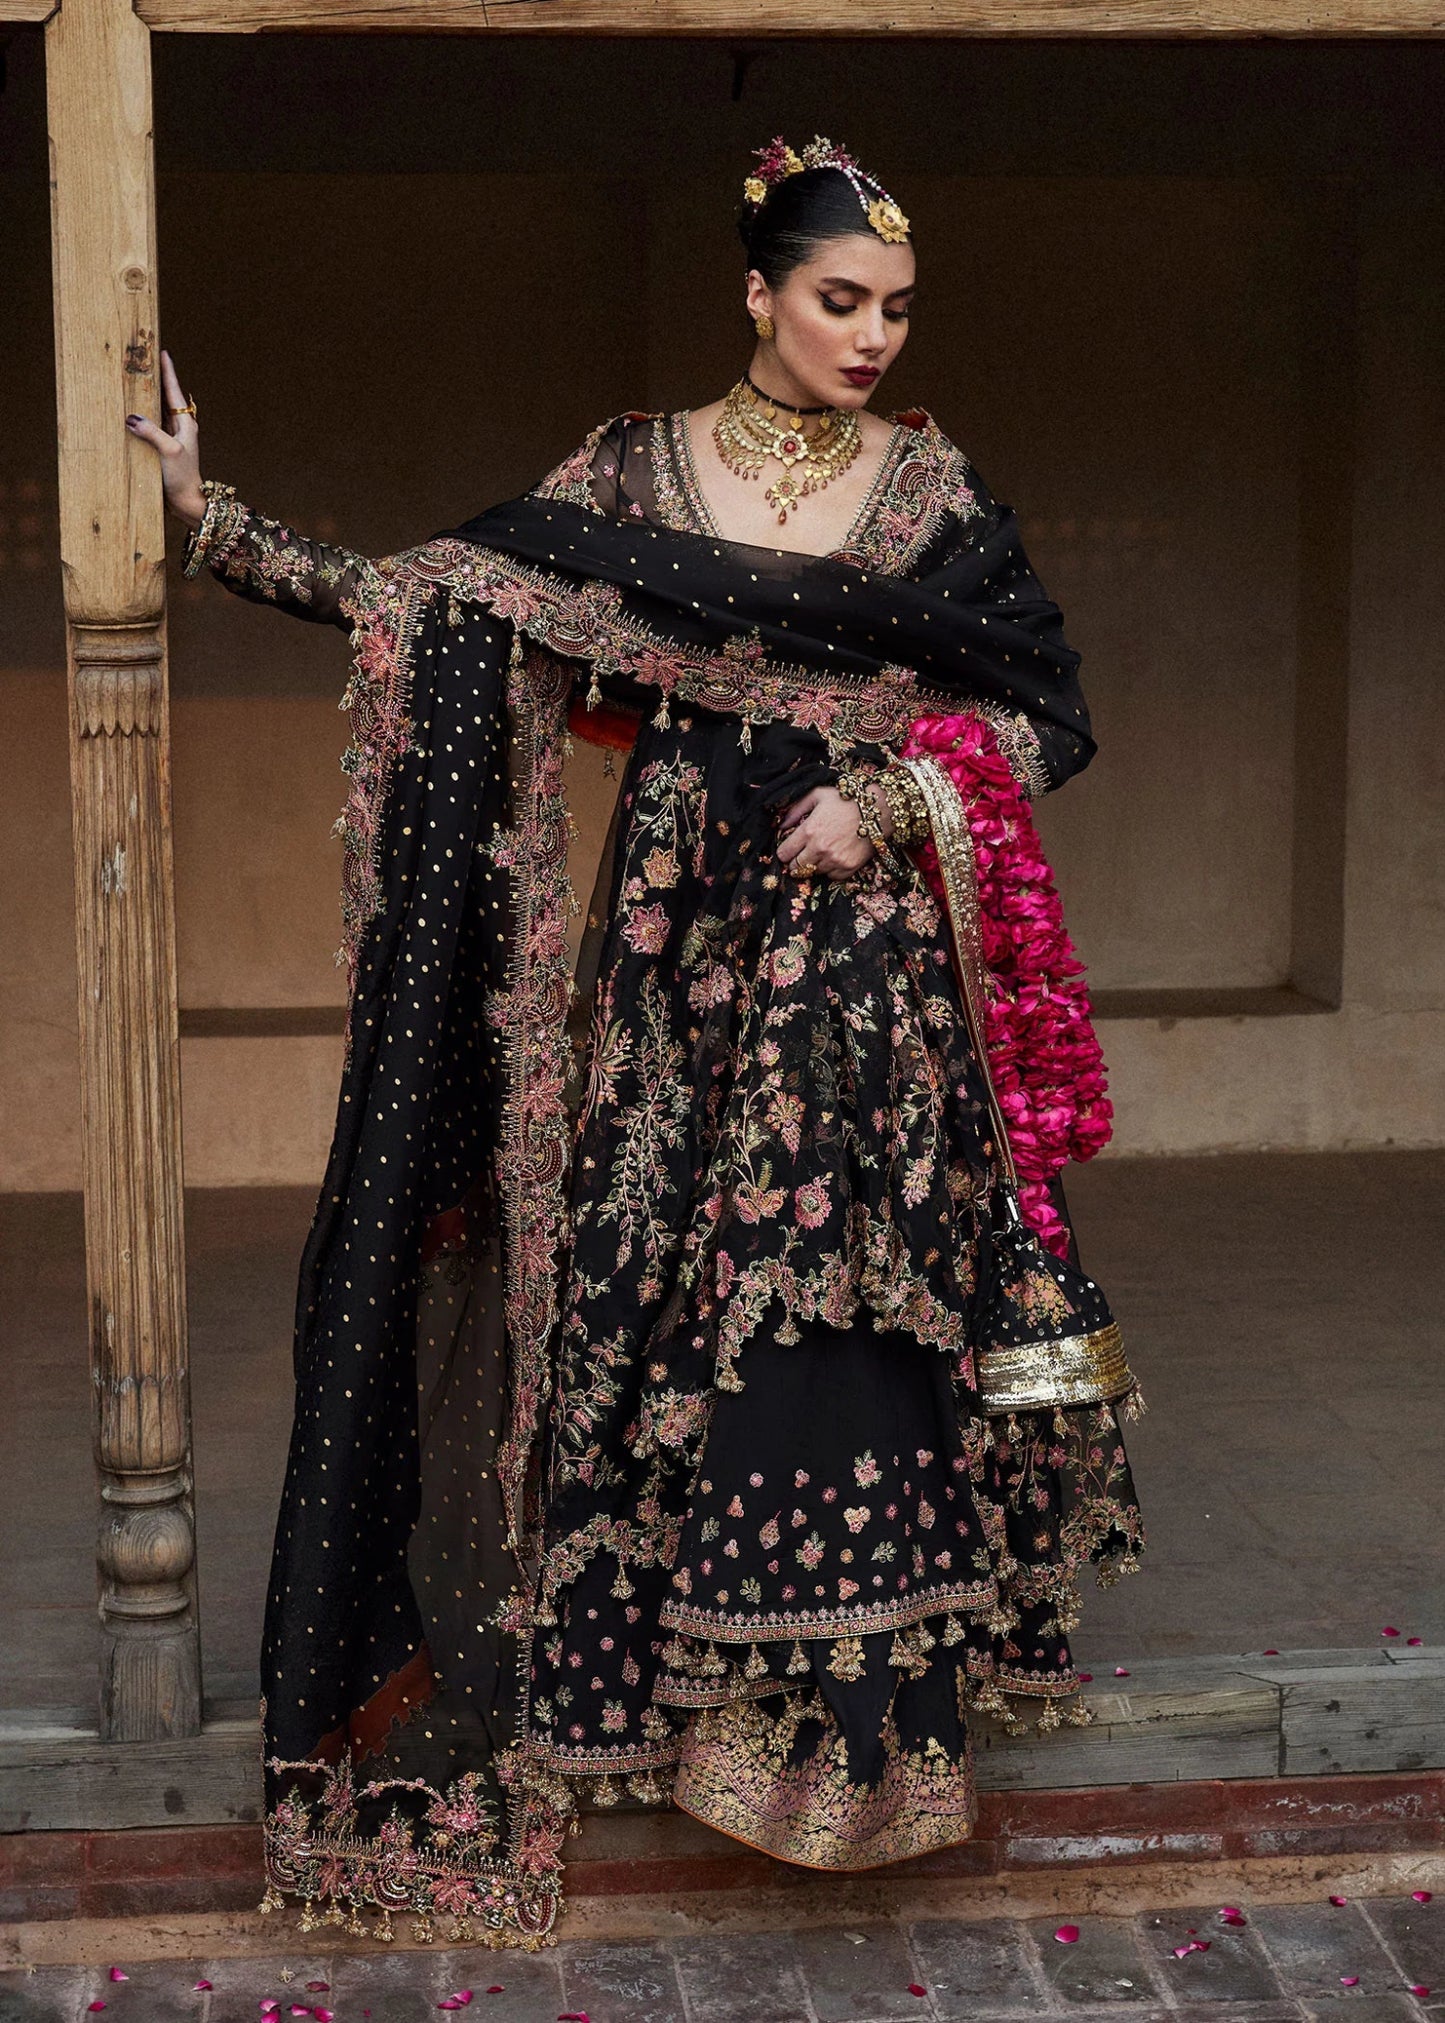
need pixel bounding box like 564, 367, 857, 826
901, 713, 1113, 1259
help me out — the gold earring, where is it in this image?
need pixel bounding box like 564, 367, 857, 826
753, 312, 775, 341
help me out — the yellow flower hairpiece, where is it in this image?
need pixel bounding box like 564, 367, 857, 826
867, 196, 911, 244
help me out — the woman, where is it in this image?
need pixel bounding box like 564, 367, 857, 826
130, 137, 1146, 1946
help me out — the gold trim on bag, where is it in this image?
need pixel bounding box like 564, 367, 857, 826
976, 1320, 1133, 1414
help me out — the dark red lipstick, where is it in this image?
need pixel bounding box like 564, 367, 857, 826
841, 366, 880, 387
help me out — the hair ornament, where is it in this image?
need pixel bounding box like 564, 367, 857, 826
742, 134, 910, 245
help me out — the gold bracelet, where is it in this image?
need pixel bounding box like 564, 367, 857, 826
837, 766, 890, 848
876, 764, 930, 848
181, 477, 245, 579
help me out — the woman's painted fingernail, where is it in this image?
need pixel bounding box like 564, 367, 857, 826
125, 415, 143, 427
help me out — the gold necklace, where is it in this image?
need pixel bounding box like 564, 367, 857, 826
712, 377, 863, 525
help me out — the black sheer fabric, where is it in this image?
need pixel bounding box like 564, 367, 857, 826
184, 407, 1145, 1939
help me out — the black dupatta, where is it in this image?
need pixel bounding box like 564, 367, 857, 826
191, 436, 1134, 1944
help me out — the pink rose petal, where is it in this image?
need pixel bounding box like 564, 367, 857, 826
1220, 1914, 1247, 1927
1114, 1666, 1130, 1676
290, 2006, 313, 2016
1408, 1987, 1431, 1999
558, 2013, 591, 2021
109, 1971, 130, 1984
1340, 1976, 1360, 1987
1412, 1890, 1433, 1903
314, 2009, 334, 2020
1219, 1905, 1243, 1917
260, 2004, 280, 2016
194, 1983, 214, 1993
1077, 1672, 1093, 1682
1382, 1626, 1401, 1638
1262, 1648, 1280, 1656
1330, 1895, 1349, 1906
1194, 1941, 1211, 1952
87, 2005, 107, 2013
1407, 1636, 1423, 1646
306, 1986, 330, 1995
1173, 1945, 1193, 1958
1054, 1925, 1080, 1943
908, 1989, 927, 2000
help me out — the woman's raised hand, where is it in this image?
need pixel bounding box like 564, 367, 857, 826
125, 349, 206, 530
776, 782, 890, 882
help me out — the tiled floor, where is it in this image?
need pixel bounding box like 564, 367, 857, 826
4, 1152, 1444, 1711
2, 1895, 1443, 2023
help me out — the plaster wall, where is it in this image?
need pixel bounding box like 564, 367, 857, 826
2, 38, 1441, 1188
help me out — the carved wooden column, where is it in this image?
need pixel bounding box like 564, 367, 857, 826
47, 0, 201, 1740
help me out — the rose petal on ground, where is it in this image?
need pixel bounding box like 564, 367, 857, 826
108, 1971, 129, 1984
1219, 1906, 1243, 1917
1193, 1941, 1211, 1952
1407, 1636, 1423, 1646
1330, 1895, 1349, 1906
1408, 1986, 1431, 1999
1412, 1891, 1433, 1903
1263, 1648, 1279, 1656
908, 1987, 927, 1999
305, 1985, 330, 1995
1077, 1672, 1093, 1682
1382, 1626, 1401, 1637
1220, 1914, 1248, 1927
452, 1999, 473, 2009
194, 1983, 214, 1993
1173, 1945, 1194, 1958
1114, 1666, 1130, 1676
314, 2008, 334, 2019
289, 2005, 313, 2015
1340, 1976, 1360, 1986
87, 2003, 106, 2012
1054, 1925, 1080, 1944
558, 2013, 591, 2021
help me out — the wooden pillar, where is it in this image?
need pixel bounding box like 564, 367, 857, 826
47, 0, 201, 1741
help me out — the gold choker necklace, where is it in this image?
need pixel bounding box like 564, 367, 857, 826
713, 377, 863, 525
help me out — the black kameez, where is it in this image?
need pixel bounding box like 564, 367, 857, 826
185, 407, 1145, 1939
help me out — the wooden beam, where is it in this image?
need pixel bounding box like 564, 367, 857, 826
47, 0, 201, 1743
136, 0, 1445, 34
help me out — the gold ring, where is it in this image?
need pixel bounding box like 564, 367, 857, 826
169, 400, 198, 418
794, 857, 816, 876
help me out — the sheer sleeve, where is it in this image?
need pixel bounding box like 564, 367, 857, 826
181, 479, 385, 632
531, 416, 633, 518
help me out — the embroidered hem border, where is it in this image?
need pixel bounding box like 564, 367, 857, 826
657, 1577, 997, 1645
672, 1698, 979, 1871
259, 1774, 560, 1947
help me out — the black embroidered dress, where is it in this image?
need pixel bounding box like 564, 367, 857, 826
185, 408, 1146, 1937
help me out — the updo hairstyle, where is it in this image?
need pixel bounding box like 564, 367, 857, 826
738, 167, 887, 288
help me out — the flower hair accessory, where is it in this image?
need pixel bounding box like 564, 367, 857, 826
742, 134, 911, 244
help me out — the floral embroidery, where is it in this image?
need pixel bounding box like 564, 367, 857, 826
673, 1694, 977, 1871
259, 1751, 559, 1947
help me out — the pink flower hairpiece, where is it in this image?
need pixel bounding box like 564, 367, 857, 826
742, 134, 910, 244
